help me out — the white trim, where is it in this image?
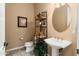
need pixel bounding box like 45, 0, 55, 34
0, 3, 5, 56
6, 45, 25, 52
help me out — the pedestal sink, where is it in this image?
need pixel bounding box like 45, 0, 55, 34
44, 38, 72, 56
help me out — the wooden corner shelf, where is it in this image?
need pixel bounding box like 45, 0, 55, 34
35, 11, 47, 40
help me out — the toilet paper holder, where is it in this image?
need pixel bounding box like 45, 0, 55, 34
19, 37, 24, 41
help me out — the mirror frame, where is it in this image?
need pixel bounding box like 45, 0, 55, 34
52, 4, 71, 32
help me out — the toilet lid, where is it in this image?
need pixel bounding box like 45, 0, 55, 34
25, 41, 33, 46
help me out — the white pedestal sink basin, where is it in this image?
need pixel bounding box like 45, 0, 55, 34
44, 38, 72, 56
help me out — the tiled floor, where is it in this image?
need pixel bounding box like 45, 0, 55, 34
6, 48, 34, 56
6, 48, 78, 56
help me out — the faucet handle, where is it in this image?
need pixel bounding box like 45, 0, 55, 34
61, 37, 63, 40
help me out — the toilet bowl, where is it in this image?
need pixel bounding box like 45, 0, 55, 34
25, 41, 34, 55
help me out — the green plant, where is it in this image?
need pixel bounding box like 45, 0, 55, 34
34, 40, 47, 56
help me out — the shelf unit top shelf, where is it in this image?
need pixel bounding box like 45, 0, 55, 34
36, 17, 47, 21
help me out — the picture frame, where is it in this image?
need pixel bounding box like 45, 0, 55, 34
18, 16, 27, 28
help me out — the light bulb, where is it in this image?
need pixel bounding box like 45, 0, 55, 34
56, 4, 60, 8
39, 22, 41, 25
61, 3, 65, 6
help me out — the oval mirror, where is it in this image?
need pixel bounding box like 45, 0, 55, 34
53, 4, 71, 32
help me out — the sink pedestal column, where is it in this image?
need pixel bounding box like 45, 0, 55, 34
52, 47, 59, 56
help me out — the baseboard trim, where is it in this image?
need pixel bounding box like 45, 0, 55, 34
6, 46, 25, 52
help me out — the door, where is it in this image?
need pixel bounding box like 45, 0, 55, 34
0, 3, 5, 56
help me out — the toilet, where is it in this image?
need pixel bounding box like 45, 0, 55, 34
25, 41, 34, 56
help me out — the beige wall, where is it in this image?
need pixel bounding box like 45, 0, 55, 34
34, 3, 77, 56
5, 3, 35, 50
